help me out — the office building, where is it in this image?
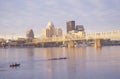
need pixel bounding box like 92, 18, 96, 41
55, 28, 63, 36
66, 21, 75, 33
76, 25, 85, 32
42, 22, 63, 38
26, 29, 34, 39
42, 21, 55, 38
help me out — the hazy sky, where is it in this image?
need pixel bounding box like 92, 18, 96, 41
0, 0, 120, 38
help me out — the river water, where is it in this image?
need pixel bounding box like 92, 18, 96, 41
0, 46, 120, 79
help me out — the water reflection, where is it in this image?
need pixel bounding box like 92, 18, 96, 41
42, 48, 68, 59
26, 48, 34, 60
66, 47, 87, 79
0, 47, 120, 79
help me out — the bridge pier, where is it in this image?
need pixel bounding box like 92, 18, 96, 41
68, 41, 74, 48
94, 39, 101, 48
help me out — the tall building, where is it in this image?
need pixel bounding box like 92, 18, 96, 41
66, 21, 75, 33
76, 25, 85, 32
42, 22, 63, 38
42, 22, 55, 38
42, 28, 51, 37
46, 21, 55, 37
55, 28, 63, 36
76, 25, 85, 38
26, 29, 34, 39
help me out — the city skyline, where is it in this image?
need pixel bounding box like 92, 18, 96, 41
0, 0, 120, 38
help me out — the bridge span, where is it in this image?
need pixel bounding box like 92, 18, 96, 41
33, 30, 120, 48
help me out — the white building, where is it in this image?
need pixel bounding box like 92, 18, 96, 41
42, 22, 63, 38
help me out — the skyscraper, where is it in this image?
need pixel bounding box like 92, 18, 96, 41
55, 28, 63, 36
66, 21, 75, 33
42, 22, 63, 38
46, 21, 55, 37
76, 25, 85, 32
26, 29, 34, 39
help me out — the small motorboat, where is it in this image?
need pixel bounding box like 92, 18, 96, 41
10, 63, 20, 67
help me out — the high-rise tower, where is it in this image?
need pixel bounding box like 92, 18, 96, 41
66, 21, 75, 33
26, 29, 34, 39
76, 25, 84, 32
42, 21, 63, 38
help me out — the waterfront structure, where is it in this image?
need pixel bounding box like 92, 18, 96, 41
66, 21, 75, 33
26, 29, 34, 39
0, 38, 5, 46
7, 39, 18, 46
17, 38, 26, 45
0, 38, 5, 43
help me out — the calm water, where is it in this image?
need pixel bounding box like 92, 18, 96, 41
0, 46, 120, 79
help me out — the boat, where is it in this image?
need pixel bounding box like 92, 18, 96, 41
10, 63, 20, 67
49, 57, 68, 60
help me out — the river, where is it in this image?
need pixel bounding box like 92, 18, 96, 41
0, 46, 120, 79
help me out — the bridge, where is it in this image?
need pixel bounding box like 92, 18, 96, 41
33, 30, 120, 48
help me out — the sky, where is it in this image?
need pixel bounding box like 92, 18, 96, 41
0, 0, 120, 38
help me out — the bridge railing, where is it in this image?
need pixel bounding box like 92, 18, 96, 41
86, 30, 120, 39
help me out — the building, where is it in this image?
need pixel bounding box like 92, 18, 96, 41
17, 38, 26, 45
0, 38, 5, 46
55, 28, 63, 36
66, 21, 75, 33
42, 22, 55, 38
43, 28, 51, 37
46, 21, 55, 37
76, 25, 85, 32
26, 29, 34, 39
42, 22, 63, 38
66, 23, 86, 38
